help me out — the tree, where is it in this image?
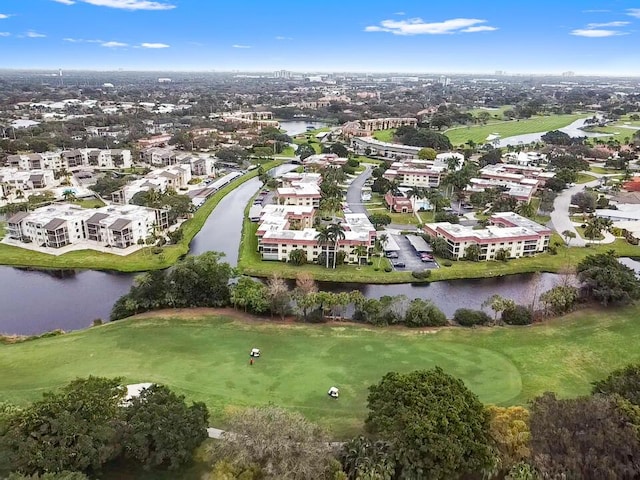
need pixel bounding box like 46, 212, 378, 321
368, 213, 391, 229
570, 191, 597, 213
329, 142, 348, 157
288, 248, 307, 266
6, 473, 90, 480
212, 406, 335, 480
403, 298, 447, 327
539, 285, 579, 316
501, 305, 533, 325
529, 393, 640, 479
216, 146, 249, 164
561, 229, 576, 246
122, 384, 208, 470
515, 201, 534, 218
166, 252, 233, 308
417, 147, 437, 160
486, 405, 531, 472
3, 377, 125, 475
576, 251, 640, 306
482, 294, 516, 321
583, 216, 612, 242
463, 243, 481, 261
266, 273, 290, 320
479, 148, 503, 167
365, 368, 493, 479
328, 222, 346, 269
315, 226, 333, 269
453, 308, 491, 327
61, 189, 76, 202
340, 436, 396, 480
230, 276, 270, 314
296, 143, 316, 160
592, 363, 640, 406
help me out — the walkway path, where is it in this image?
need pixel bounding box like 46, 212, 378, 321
345, 165, 372, 214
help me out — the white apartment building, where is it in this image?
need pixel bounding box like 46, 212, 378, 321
7, 149, 132, 171
423, 212, 552, 261
351, 137, 422, 160
0, 168, 56, 192
275, 172, 322, 208
111, 164, 192, 204
257, 207, 376, 264
465, 164, 555, 202
302, 154, 348, 171
6, 204, 168, 250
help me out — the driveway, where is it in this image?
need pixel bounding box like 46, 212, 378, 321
345, 165, 372, 214
550, 173, 617, 247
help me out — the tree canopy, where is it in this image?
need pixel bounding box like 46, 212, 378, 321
365, 368, 493, 479
576, 251, 640, 306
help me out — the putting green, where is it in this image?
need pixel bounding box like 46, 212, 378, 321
1, 306, 640, 437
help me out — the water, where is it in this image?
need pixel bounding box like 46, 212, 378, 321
496, 117, 611, 148
279, 120, 328, 136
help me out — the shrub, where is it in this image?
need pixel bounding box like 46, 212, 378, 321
384, 266, 392, 273
404, 299, 447, 327
454, 308, 491, 327
411, 270, 432, 280
501, 305, 533, 325
92, 318, 103, 327
442, 260, 453, 267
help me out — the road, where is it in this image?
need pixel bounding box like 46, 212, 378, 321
345, 165, 372, 214
550, 174, 616, 246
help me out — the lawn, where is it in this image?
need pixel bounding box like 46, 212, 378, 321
576, 173, 597, 184
443, 114, 584, 146
71, 198, 106, 209
0, 160, 283, 272
372, 129, 395, 142
2, 306, 640, 438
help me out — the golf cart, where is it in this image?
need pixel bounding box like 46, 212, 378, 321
250, 348, 260, 357
328, 386, 339, 399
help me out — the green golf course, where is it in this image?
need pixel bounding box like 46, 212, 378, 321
1, 305, 639, 438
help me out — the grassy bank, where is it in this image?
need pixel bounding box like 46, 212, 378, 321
0, 160, 283, 272
2, 306, 640, 437
444, 114, 584, 146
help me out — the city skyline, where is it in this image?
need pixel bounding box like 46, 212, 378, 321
1, 0, 640, 75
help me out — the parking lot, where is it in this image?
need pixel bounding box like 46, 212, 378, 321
386, 234, 438, 272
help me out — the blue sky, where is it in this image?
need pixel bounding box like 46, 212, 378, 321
1, 0, 640, 74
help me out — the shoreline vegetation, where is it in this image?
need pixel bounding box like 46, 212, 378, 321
0, 159, 282, 273
2, 304, 640, 437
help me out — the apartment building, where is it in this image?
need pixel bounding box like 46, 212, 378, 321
111, 164, 192, 204
350, 137, 422, 160
342, 118, 417, 137
302, 153, 348, 171
6, 204, 168, 251
0, 168, 56, 191
256, 207, 376, 264
7, 149, 132, 171
275, 172, 322, 208
221, 111, 280, 128
465, 164, 555, 202
423, 212, 551, 261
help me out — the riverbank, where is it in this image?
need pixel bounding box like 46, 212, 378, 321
0, 160, 283, 272
2, 305, 639, 437
237, 209, 639, 283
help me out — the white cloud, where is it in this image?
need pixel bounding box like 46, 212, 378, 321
394, 11, 405, 16
0, 14, 12, 19
26, 31, 46, 38
275, 36, 293, 40
461, 25, 498, 32
0, 32, 10, 36
232, 44, 251, 48
583, 9, 610, 13
64, 37, 103, 43
364, 17, 497, 35
101, 40, 128, 47
53, 0, 175, 10
571, 28, 625, 37
141, 42, 169, 48
628, 8, 640, 18
587, 21, 630, 28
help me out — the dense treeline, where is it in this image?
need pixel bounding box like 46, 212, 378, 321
111, 251, 640, 327
0, 378, 208, 478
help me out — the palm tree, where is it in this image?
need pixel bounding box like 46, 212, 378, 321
328, 222, 346, 269
62, 189, 76, 202
319, 196, 342, 218
315, 225, 332, 269
375, 233, 389, 269
584, 217, 612, 242
352, 245, 369, 265
562, 229, 577, 246
515, 201, 535, 218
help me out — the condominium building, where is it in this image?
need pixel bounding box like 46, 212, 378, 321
111, 164, 192, 204
7, 149, 132, 171
6, 152, 65, 170
302, 153, 348, 171
342, 118, 417, 137
221, 111, 279, 128
350, 137, 422, 160
0, 168, 56, 191
275, 172, 322, 208
256, 207, 376, 264
6, 204, 168, 250
423, 212, 551, 261
465, 164, 555, 202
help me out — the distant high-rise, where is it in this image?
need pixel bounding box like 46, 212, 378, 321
562, 71, 575, 77
59, 68, 63, 86
439, 75, 451, 87
273, 70, 292, 79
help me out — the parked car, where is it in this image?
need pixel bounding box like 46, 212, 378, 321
385, 251, 399, 258
393, 262, 406, 268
